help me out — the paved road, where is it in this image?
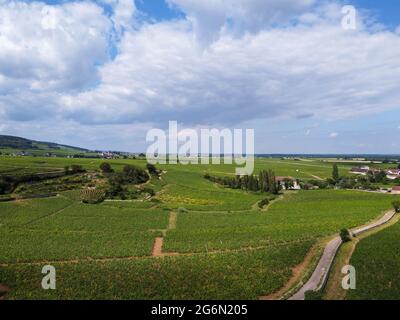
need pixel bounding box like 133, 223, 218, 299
289, 210, 396, 300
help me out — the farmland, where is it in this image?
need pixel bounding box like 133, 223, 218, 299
346, 220, 400, 300
0, 155, 398, 300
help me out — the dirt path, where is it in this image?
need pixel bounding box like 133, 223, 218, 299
0, 283, 10, 300
151, 211, 178, 257
289, 210, 396, 300
299, 170, 324, 181
310, 174, 324, 181
152, 237, 164, 257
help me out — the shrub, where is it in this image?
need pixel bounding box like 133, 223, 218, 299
146, 163, 159, 176
142, 187, 155, 197
0, 176, 17, 194
258, 198, 270, 209
393, 201, 400, 213
122, 165, 149, 184
301, 183, 314, 190
305, 290, 323, 300
69, 165, 85, 174
340, 229, 352, 243
100, 162, 113, 173
80, 188, 105, 204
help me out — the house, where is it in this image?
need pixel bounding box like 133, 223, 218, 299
386, 169, 400, 180
391, 186, 400, 195
99, 151, 117, 159
275, 176, 301, 190
350, 166, 371, 175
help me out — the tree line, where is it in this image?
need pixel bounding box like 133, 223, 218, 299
204, 169, 280, 194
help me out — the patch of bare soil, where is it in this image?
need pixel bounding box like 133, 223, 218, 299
152, 237, 164, 257
0, 283, 10, 300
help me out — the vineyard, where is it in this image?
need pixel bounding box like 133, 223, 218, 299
0, 156, 398, 299
347, 220, 400, 300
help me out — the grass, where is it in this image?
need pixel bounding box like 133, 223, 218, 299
346, 214, 400, 300
0, 196, 73, 227
0, 156, 397, 300
0, 201, 169, 263
0, 242, 312, 300
164, 190, 395, 253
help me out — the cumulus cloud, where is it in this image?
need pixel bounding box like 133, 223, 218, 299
1, 0, 400, 136
0, 0, 112, 120
167, 0, 316, 43
0, 1, 111, 90
60, 4, 400, 126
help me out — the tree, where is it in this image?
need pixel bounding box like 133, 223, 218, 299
70, 165, 85, 174
258, 171, 264, 192
340, 229, 352, 242
268, 169, 279, 194
398, 163, 400, 169
283, 178, 294, 190
393, 201, 400, 213
122, 165, 149, 184
332, 164, 339, 182
100, 162, 113, 173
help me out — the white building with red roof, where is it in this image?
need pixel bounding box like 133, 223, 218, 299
386, 169, 400, 180
391, 186, 400, 195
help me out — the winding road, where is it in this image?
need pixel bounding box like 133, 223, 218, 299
289, 210, 396, 300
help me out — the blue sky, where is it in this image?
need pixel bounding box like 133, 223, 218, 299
349, 0, 400, 29
1, 0, 400, 153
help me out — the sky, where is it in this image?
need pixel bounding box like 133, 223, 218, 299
0, 0, 400, 153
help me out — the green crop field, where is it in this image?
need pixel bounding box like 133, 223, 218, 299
164, 190, 395, 254
346, 220, 400, 300
0, 156, 397, 300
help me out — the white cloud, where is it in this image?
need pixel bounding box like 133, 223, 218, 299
60, 6, 400, 126
1, 0, 400, 135
99, 0, 137, 32
167, 0, 316, 43
0, 1, 111, 91
329, 132, 338, 138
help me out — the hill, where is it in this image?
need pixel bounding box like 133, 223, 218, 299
0, 135, 91, 156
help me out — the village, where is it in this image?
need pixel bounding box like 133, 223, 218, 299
350, 165, 400, 194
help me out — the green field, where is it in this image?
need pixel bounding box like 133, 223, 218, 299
347, 220, 400, 300
0, 156, 397, 299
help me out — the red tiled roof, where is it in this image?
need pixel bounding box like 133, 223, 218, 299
275, 176, 294, 181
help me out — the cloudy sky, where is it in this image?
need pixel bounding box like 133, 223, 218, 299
0, 0, 399, 153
